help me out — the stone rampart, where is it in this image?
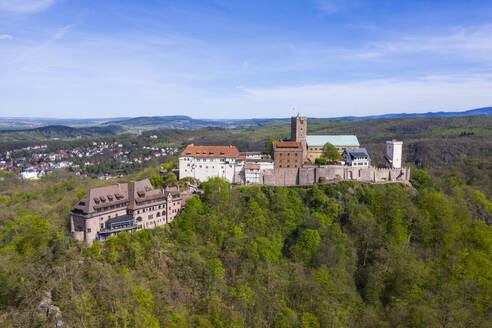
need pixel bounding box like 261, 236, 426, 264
260, 166, 410, 186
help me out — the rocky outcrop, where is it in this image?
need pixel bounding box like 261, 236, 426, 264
37, 291, 63, 328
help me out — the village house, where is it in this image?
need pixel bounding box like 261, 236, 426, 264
70, 179, 188, 243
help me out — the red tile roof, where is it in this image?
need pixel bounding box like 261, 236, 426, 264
181, 144, 239, 158
273, 141, 302, 150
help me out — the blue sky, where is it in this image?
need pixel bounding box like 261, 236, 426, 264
1, 0, 492, 118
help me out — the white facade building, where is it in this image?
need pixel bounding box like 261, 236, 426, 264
244, 164, 261, 184
386, 140, 403, 169
179, 145, 239, 183
342, 148, 371, 167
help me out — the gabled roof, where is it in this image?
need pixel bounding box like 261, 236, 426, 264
343, 148, 370, 160
306, 135, 360, 147
180, 144, 239, 158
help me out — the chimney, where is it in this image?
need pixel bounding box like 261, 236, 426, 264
128, 181, 136, 208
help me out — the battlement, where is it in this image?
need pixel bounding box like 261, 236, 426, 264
259, 166, 410, 187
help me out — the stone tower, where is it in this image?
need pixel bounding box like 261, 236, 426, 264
386, 139, 403, 168
291, 115, 307, 158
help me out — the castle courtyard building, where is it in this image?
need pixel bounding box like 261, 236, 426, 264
342, 148, 371, 167
305, 135, 360, 163
179, 144, 239, 183
273, 141, 303, 169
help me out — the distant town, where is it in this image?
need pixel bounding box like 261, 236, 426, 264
0, 137, 180, 180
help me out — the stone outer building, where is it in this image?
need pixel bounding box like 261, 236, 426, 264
179, 144, 239, 183
70, 179, 186, 243
273, 141, 303, 169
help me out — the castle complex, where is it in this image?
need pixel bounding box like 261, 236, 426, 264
71, 116, 409, 243
179, 116, 410, 186
70, 179, 191, 243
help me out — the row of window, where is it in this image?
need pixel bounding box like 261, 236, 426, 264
94, 202, 128, 213
278, 152, 299, 157
277, 164, 298, 168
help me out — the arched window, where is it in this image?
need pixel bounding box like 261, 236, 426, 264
136, 217, 142, 222
156, 212, 160, 217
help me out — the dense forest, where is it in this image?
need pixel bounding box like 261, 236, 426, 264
0, 115, 491, 327
0, 165, 491, 326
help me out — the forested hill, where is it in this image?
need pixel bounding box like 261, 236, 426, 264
0, 125, 124, 142
0, 169, 490, 326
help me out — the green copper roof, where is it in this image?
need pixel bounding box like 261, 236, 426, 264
306, 135, 360, 147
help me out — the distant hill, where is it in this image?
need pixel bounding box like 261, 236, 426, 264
0, 107, 490, 138
0, 125, 124, 142
329, 107, 492, 121
102, 115, 226, 130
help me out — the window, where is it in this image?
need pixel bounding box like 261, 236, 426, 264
100, 223, 103, 229
87, 228, 91, 233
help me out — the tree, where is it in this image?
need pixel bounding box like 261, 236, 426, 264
322, 143, 341, 161
314, 157, 327, 165
265, 137, 277, 157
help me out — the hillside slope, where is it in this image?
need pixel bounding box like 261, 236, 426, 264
0, 175, 490, 327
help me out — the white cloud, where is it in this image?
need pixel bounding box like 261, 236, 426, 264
0, 0, 55, 13
0, 34, 13, 40
224, 75, 492, 117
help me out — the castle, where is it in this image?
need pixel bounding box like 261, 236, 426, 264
70, 179, 191, 243
178, 116, 410, 186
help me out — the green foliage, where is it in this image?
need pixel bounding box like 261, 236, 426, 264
322, 142, 342, 161
0, 157, 491, 327
314, 157, 327, 165
410, 167, 430, 190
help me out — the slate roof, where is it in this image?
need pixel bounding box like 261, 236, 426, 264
343, 148, 371, 160
71, 178, 173, 215
306, 135, 360, 147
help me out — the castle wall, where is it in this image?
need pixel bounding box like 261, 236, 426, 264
261, 166, 410, 187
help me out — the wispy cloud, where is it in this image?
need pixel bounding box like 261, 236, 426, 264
225, 75, 492, 117
315, 0, 356, 14
0, 34, 13, 40
0, 0, 56, 14
368, 25, 492, 59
